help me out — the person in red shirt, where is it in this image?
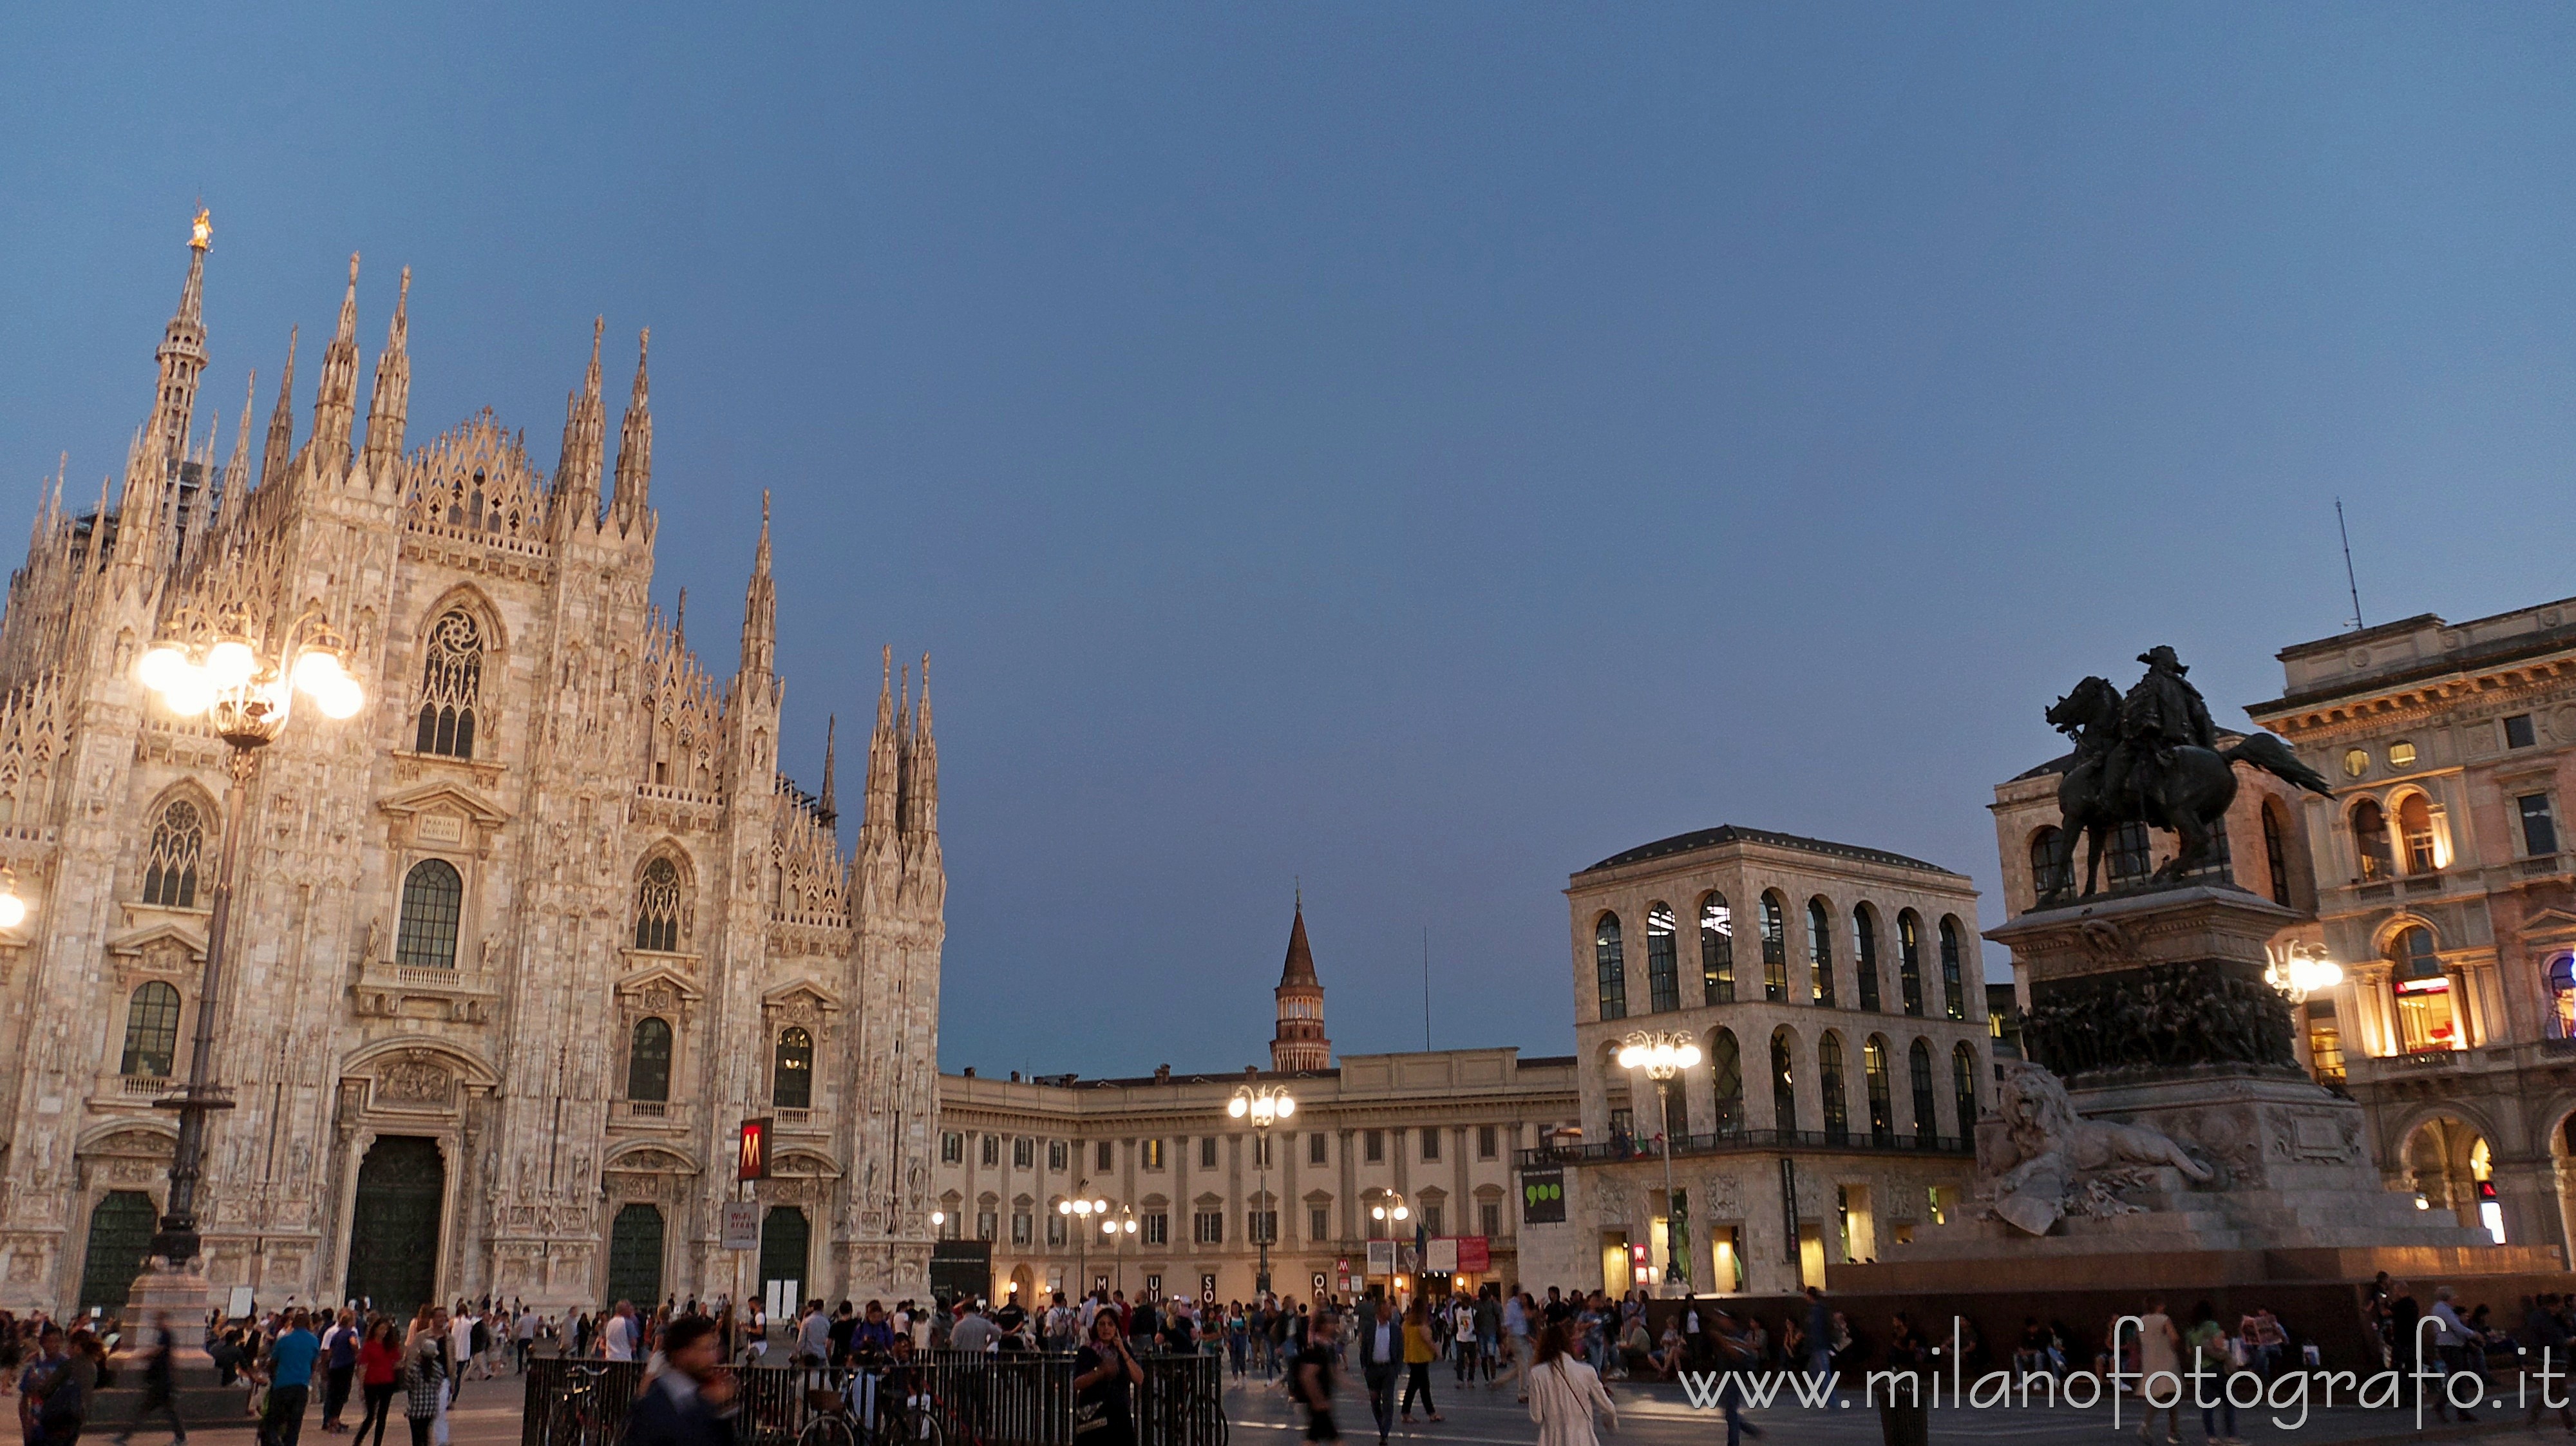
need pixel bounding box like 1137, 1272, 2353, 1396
355, 1318, 404, 1446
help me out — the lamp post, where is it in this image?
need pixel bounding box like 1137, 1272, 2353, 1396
1227, 1083, 1296, 1295
1368, 1190, 1410, 1297
1616, 1029, 1702, 1297
1101, 1204, 1137, 1296
1059, 1191, 1111, 1297
131, 605, 361, 1300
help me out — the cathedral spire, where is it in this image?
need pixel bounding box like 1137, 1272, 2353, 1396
739, 491, 775, 676
309, 252, 363, 471
820, 713, 838, 821
611, 328, 652, 535
902, 654, 938, 842
551, 318, 605, 537
862, 645, 900, 844
217, 370, 252, 533
361, 266, 411, 484
150, 207, 213, 461
260, 328, 298, 490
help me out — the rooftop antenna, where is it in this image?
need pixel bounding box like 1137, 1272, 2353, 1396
2336, 498, 2363, 631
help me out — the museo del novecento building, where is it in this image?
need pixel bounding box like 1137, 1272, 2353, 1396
0, 220, 943, 1318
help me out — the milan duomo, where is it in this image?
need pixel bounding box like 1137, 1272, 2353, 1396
0, 216, 944, 1318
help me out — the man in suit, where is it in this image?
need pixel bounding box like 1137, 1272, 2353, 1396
1354, 1294, 1401, 1445
625, 1317, 735, 1446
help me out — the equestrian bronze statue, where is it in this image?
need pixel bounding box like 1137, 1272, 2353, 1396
2040, 645, 2329, 903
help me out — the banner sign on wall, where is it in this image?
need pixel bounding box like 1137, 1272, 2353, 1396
1520, 1167, 1566, 1224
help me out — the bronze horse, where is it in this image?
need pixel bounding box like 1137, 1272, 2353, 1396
2041, 675, 2328, 902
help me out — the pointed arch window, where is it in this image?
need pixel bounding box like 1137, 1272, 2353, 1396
1759, 893, 1788, 1002
1818, 1032, 1849, 1143
1897, 912, 1925, 1016
1862, 1036, 1894, 1142
1699, 893, 1734, 1004
120, 981, 182, 1078
1853, 907, 1881, 1012
395, 859, 463, 970
627, 1017, 673, 1103
634, 857, 684, 952
1938, 916, 1967, 1020
413, 609, 484, 759
773, 1026, 815, 1109
141, 799, 205, 908
1644, 903, 1680, 1013
1708, 1029, 1741, 1132
1594, 915, 1627, 1022
1908, 1038, 1937, 1141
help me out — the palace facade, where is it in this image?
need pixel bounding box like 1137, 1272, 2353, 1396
931, 905, 1578, 1306
1518, 826, 1993, 1297
0, 222, 942, 1317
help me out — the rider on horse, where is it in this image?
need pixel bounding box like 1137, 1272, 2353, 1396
2101, 645, 2217, 819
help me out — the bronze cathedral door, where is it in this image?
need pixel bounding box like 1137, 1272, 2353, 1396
346, 1136, 444, 1318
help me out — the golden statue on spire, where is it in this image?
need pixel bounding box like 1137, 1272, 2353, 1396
189, 207, 212, 251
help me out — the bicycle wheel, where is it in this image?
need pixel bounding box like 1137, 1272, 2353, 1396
800, 1416, 857, 1446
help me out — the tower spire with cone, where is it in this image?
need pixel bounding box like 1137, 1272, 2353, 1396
739, 491, 775, 676
309, 252, 363, 470
551, 318, 605, 536
819, 714, 838, 823
150, 208, 213, 461
1271, 896, 1331, 1071
361, 266, 410, 483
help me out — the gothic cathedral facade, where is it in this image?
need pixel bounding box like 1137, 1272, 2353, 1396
0, 220, 943, 1317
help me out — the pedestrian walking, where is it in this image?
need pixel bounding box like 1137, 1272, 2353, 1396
1354, 1296, 1402, 1446
399, 1310, 445, 1446
354, 1318, 400, 1446
624, 1318, 735, 1446
320, 1309, 359, 1434
2128, 1297, 2183, 1445
258, 1309, 323, 1446
110, 1314, 187, 1446
1526, 1323, 1616, 1446
1398, 1298, 1441, 1424
1293, 1312, 1341, 1443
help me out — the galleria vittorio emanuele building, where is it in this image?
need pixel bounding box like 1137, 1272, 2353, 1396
0, 218, 944, 1318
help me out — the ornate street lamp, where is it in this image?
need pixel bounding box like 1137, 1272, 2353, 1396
1098, 1203, 1138, 1296
1228, 1083, 1296, 1293
131, 604, 361, 1299
1059, 1191, 1112, 1297
1616, 1029, 1701, 1296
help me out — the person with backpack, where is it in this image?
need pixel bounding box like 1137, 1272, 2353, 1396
258, 1308, 323, 1446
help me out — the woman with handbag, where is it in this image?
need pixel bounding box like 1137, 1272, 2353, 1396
399, 1309, 446, 1446
1074, 1311, 1144, 1446
1526, 1324, 1615, 1446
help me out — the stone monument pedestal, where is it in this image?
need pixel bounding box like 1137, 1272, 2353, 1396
124, 1257, 220, 1375
1836, 884, 2560, 1296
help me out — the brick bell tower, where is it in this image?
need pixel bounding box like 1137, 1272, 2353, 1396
1271, 892, 1332, 1071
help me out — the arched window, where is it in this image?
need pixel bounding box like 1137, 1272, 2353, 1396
2030, 826, 2071, 903
141, 799, 205, 908
627, 1017, 673, 1103
1897, 911, 1925, 1016
1708, 1029, 1742, 1132
1852, 906, 1881, 1013
1593, 915, 1627, 1022
1759, 893, 1788, 1002
2387, 925, 2458, 1053
1644, 903, 1680, 1013
1807, 897, 1836, 1007
634, 857, 684, 952
413, 609, 484, 759
2397, 794, 2440, 875
395, 859, 464, 970
120, 981, 181, 1077
2550, 955, 2576, 1042
1769, 1029, 1797, 1134
1908, 1038, 1937, 1141
1817, 1032, 1848, 1143
1699, 893, 1734, 1004
1951, 1042, 1979, 1136
2261, 803, 2293, 906
1938, 917, 1967, 1020
2108, 821, 2153, 884
1862, 1036, 1893, 1142
2353, 799, 2394, 882
773, 1026, 815, 1108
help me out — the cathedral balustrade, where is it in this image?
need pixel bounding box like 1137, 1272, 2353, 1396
633, 781, 725, 808
117, 1075, 171, 1099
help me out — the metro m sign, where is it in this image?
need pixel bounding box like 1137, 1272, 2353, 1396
737, 1118, 772, 1181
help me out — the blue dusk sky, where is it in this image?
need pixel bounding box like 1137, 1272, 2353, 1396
5, 6, 2574, 1076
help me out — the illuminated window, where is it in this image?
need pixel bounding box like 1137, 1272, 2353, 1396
2343, 748, 2370, 778
1897, 913, 1924, 1016
1951, 1042, 1979, 1133
2397, 795, 2439, 875
773, 1027, 813, 1108
1645, 903, 1680, 1013
1700, 893, 1734, 1004
1760, 894, 1788, 1002
1862, 1036, 1893, 1141
1594, 914, 1626, 1021
2304, 1002, 2345, 1085
1938, 917, 1967, 1020
1141, 1137, 1166, 1170
2388, 926, 2456, 1053
2389, 741, 2418, 770
2549, 955, 2576, 1042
